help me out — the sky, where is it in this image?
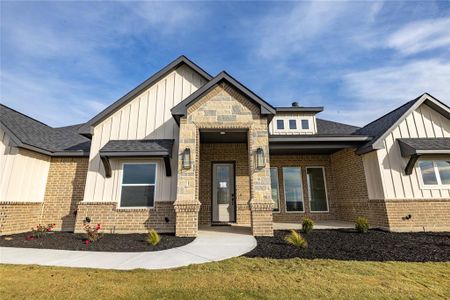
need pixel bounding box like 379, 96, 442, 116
1, 1, 449, 127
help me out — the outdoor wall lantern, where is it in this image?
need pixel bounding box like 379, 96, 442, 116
256, 147, 265, 169
182, 148, 191, 170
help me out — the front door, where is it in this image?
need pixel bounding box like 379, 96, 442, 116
212, 163, 235, 223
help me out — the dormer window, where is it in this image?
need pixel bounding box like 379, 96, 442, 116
289, 120, 297, 129
277, 120, 284, 130
301, 120, 309, 130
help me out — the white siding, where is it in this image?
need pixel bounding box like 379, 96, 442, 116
0, 128, 50, 202
367, 103, 450, 199
83, 64, 207, 203
269, 113, 317, 135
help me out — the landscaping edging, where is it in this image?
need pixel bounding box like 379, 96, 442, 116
0, 232, 194, 252
244, 229, 450, 262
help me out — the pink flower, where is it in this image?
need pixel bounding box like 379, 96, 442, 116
96, 224, 100, 230
85, 240, 89, 245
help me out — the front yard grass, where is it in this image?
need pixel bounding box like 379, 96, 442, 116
1, 257, 449, 299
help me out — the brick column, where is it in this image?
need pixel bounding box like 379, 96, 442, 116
174, 119, 201, 237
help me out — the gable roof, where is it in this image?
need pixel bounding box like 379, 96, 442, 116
78, 55, 213, 137
0, 104, 90, 156
171, 71, 276, 124
355, 93, 450, 154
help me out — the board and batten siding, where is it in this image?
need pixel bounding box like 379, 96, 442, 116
363, 103, 450, 200
83, 64, 207, 203
0, 127, 51, 202
269, 113, 317, 135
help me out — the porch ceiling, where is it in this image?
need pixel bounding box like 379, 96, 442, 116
200, 130, 247, 143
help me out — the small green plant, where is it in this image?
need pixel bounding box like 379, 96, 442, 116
355, 217, 369, 233
146, 229, 161, 246
284, 230, 308, 248
84, 223, 103, 243
29, 223, 55, 239
302, 217, 314, 234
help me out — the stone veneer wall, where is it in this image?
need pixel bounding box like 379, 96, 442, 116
330, 149, 389, 228
74, 202, 175, 233
175, 82, 273, 237
270, 154, 338, 222
199, 143, 251, 225
0, 202, 42, 235
40, 157, 89, 231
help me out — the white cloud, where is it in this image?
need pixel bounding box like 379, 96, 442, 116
327, 59, 450, 125
386, 17, 450, 55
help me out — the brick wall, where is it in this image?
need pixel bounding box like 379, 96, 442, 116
330, 149, 389, 228
0, 202, 42, 235
74, 201, 175, 233
270, 154, 338, 223
41, 157, 89, 231
199, 143, 251, 225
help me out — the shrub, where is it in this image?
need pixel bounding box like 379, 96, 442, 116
302, 217, 314, 234
84, 223, 103, 242
284, 230, 308, 248
355, 217, 369, 233
30, 224, 55, 239
147, 229, 161, 246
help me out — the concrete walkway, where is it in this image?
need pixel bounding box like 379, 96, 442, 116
0, 226, 256, 270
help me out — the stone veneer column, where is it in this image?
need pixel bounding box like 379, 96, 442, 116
248, 123, 274, 236
173, 120, 201, 237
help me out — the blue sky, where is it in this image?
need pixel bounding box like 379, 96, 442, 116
1, 1, 449, 127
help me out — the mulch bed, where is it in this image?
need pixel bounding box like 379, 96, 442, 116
0, 232, 195, 252
244, 229, 450, 262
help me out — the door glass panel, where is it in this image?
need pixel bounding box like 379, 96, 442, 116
419, 161, 438, 185
216, 165, 230, 204
283, 167, 304, 211
307, 168, 328, 212
436, 160, 450, 185
270, 168, 280, 211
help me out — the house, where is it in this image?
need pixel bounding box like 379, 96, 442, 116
1, 56, 449, 237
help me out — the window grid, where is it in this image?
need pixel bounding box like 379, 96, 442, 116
419, 160, 450, 187
119, 162, 157, 208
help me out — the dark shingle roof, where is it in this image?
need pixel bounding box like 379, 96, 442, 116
0, 104, 90, 155
99, 139, 174, 156
316, 118, 360, 135
355, 93, 450, 154
398, 138, 450, 156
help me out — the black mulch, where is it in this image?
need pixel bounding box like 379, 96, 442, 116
0, 232, 194, 252
244, 229, 450, 262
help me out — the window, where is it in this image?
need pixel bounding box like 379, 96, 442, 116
301, 120, 309, 130
283, 167, 304, 212
120, 163, 156, 207
277, 119, 284, 130
419, 160, 450, 186
270, 168, 280, 211
289, 120, 297, 129
307, 167, 328, 212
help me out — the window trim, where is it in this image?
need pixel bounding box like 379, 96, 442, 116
289, 119, 297, 130
417, 159, 450, 189
306, 166, 329, 213
118, 161, 158, 209
282, 166, 305, 213
301, 119, 310, 130
276, 119, 285, 130
270, 167, 281, 213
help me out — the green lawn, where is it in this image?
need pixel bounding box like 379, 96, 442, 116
1, 258, 449, 299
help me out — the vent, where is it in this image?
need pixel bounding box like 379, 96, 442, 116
291, 102, 299, 107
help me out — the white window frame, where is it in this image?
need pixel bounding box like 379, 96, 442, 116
118, 161, 158, 209
282, 167, 305, 213
289, 119, 297, 130
276, 119, 285, 130
301, 119, 309, 130
417, 159, 450, 189
270, 167, 281, 213
306, 166, 329, 213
